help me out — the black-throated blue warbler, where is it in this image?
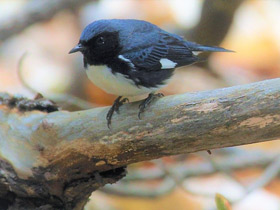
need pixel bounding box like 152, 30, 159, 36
69, 19, 232, 128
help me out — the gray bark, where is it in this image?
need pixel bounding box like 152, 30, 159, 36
0, 78, 280, 209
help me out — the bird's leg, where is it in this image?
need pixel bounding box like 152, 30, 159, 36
138, 93, 164, 119
115, 97, 129, 114
106, 96, 129, 128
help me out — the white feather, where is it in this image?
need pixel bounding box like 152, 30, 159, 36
86, 65, 165, 96
118, 55, 135, 68
192, 51, 202, 56
159, 58, 177, 69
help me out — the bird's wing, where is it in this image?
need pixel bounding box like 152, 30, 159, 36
121, 32, 198, 71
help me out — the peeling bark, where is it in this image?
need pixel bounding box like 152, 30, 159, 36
0, 78, 280, 209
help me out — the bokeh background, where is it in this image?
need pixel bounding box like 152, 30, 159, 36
1, 0, 280, 209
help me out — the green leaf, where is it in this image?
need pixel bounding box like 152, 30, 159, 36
215, 193, 232, 210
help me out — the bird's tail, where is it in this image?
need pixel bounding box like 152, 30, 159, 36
186, 42, 234, 53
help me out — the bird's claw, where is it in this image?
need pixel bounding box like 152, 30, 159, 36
106, 96, 128, 128
138, 93, 164, 119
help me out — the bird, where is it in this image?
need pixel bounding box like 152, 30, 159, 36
69, 19, 232, 128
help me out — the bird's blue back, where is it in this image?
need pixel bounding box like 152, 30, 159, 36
80, 19, 230, 71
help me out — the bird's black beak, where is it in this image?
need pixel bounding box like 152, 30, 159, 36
69, 44, 84, 54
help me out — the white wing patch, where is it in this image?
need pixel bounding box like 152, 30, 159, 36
160, 58, 177, 69
118, 55, 135, 68
192, 51, 202, 56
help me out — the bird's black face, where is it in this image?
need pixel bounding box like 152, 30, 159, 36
69, 31, 121, 67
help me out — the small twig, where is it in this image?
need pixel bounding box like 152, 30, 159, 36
101, 177, 176, 198
103, 150, 279, 198
17, 53, 96, 110
229, 154, 280, 206
124, 151, 277, 181
155, 159, 189, 193
17, 52, 37, 94
200, 151, 247, 190
49, 93, 96, 110
246, 155, 280, 193
155, 159, 216, 198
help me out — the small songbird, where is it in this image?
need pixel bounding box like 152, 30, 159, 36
69, 19, 232, 127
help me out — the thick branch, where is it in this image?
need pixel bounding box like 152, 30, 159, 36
0, 78, 280, 209
38, 78, 280, 170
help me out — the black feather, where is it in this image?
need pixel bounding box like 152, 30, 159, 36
72, 19, 232, 90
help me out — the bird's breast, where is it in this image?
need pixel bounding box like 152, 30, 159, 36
86, 65, 161, 96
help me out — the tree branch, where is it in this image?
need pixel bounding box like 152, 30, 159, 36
0, 78, 280, 209
186, 0, 243, 46
186, 0, 244, 72
102, 150, 279, 198
0, 0, 93, 42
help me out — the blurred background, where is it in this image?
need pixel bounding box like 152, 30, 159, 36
1, 0, 280, 209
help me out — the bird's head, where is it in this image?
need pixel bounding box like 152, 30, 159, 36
69, 20, 122, 67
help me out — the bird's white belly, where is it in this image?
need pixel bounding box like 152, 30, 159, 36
86, 65, 160, 96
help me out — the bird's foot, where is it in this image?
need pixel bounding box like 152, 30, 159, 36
138, 93, 164, 119
107, 96, 129, 128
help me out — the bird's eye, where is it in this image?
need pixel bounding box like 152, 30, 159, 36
96, 36, 105, 45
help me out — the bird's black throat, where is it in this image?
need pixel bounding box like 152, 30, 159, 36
82, 31, 122, 67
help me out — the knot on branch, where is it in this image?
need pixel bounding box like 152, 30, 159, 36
0, 93, 59, 113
